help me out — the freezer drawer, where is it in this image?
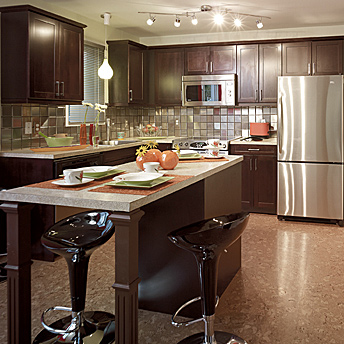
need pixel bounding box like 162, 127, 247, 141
278, 162, 344, 220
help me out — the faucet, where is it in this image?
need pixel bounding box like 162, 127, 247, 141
106, 118, 111, 142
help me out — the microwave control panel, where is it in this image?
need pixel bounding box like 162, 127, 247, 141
225, 81, 235, 105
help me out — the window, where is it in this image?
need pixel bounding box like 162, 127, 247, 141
66, 43, 105, 126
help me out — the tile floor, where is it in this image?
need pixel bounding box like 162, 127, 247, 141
1, 213, 344, 343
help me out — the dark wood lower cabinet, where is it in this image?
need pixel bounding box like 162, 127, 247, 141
231, 144, 277, 214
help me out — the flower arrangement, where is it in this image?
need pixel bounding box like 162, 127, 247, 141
82, 102, 94, 123
94, 103, 107, 132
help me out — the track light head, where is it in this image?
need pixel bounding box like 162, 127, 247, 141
256, 19, 263, 29
174, 16, 181, 27
214, 13, 224, 25
234, 18, 242, 27
191, 14, 198, 25
147, 15, 156, 26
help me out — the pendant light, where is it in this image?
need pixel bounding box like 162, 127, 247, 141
98, 12, 114, 80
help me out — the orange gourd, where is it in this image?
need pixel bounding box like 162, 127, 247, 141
159, 150, 179, 170
136, 149, 160, 170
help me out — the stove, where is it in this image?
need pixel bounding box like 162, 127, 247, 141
172, 137, 238, 155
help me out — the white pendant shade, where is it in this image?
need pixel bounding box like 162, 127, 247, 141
98, 58, 113, 79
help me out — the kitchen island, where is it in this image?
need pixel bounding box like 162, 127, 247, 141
0, 155, 243, 344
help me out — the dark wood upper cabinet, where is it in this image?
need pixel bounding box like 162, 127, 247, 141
312, 40, 343, 75
0, 5, 85, 104
154, 48, 184, 105
282, 40, 343, 76
259, 44, 282, 103
108, 40, 145, 106
237, 44, 281, 103
185, 45, 236, 75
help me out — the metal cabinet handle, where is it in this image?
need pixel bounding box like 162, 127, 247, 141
260, 90, 263, 101
308, 63, 311, 75
210, 61, 213, 73
312, 62, 315, 75
255, 158, 258, 171
129, 90, 133, 102
255, 90, 258, 101
249, 158, 252, 171
206, 62, 208, 73
248, 148, 260, 151
60, 82, 64, 97
55, 81, 60, 97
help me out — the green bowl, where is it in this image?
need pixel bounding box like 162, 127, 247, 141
45, 136, 74, 147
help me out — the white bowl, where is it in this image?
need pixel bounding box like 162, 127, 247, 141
113, 172, 161, 184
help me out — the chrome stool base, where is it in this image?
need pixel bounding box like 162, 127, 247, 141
177, 331, 248, 344
33, 311, 115, 344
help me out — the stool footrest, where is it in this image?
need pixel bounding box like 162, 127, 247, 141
41, 306, 80, 335
171, 296, 219, 328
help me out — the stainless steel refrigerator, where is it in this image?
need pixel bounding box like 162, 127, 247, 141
277, 75, 344, 224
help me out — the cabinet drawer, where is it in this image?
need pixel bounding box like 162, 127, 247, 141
101, 147, 137, 165
230, 144, 277, 156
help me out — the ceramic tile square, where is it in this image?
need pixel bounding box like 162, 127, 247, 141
271, 107, 277, 114
194, 122, 200, 130
228, 115, 235, 123
249, 107, 255, 115
162, 115, 167, 123
201, 123, 207, 130
227, 107, 234, 115
187, 108, 193, 115
194, 115, 201, 123
194, 129, 201, 136
201, 129, 207, 136
207, 123, 213, 130
241, 107, 249, 115
214, 123, 220, 130
228, 123, 234, 130
187, 115, 194, 123
181, 115, 187, 123
162, 108, 168, 116
207, 116, 213, 122
221, 116, 227, 122
193, 107, 200, 115
242, 129, 249, 137
256, 107, 262, 115
263, 107, 271, 114
249, 115, 256, 123
1, 140, 11, 150
214, 116, 220, 123
2, 117, 11, 128
271, 115, 277, 122
235, 108, 241, 115
181, 108, 187, 116
187, 129, 194, 137
214, 108, 220, 115
200, 108, 206, 115
227, 129, 235, 137
221, 123, 227, 130
234, 123, 242, 130
181, 123, 187, 130
206, 108, 214, 115
235, 116, 241, 123
162, 122, 168, 129
201, 116, 207, 123
256, 115, 263, 122
220, 108, 227, 115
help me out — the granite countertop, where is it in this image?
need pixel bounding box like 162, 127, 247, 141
0, 141, 142, 159
0, 155, 242, 212
230, 137, 277, 145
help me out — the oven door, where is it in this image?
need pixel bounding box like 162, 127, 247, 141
182, 80, 227, 107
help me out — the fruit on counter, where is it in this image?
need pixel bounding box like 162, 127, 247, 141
159, 150, 179, 170
143, 123, 159, 134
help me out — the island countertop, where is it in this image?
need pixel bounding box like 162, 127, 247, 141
0, 155, 243, 212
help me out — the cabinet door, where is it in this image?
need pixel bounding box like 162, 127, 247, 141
312, 40, 343, 75
259, 44, 281, 103
185, 47, 209, 75
237, 44, 259, 103
59, 22, 84, 101
241, 155, 254, 211
29, 12, 59, 99
211, 45, 236, 74
253, 155, 277, 214
282, 42, 312, 76
129, 45, 144, 103
155, 48, 184, 105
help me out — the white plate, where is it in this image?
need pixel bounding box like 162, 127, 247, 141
81, 166, 115, 173
113, 172, 162, 184
203, 154, 224, 159
172, 149, 196, 156
52, 178, 94, 187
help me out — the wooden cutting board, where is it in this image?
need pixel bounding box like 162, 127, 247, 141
30, 145, 89, 152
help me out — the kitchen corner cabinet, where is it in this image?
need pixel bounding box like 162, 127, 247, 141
154, 48, 184, 105
185, 45, 236, 75
0, 5, 85, 104
231, 144, 277, 214
282, 40, 343, 76
237, 43, 281, 103
108, 41, 146, 106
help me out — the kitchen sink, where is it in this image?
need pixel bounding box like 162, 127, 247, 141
99, 140, 139, 147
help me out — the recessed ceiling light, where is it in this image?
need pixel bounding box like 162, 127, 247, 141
214, 13, 224, 25
234, 18, 242, 27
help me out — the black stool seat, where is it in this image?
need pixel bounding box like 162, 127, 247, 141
168, 212, 249, 344
34, 210, 116, 344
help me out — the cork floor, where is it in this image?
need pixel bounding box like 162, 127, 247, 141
1, 213, 344, 343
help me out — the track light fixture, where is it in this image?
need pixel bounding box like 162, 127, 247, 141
256, 18, 263, 29
147, 14, 156, 26
174, 16, 181, 27
191, 14, 198, 25
139, 4, 271, 30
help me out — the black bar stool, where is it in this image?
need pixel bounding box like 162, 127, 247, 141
33, 210, 116, 344
168, 212, 249, 344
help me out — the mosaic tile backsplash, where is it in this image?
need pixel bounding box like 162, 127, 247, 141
0, 104, 277, 150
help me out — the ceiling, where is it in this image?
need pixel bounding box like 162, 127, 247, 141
45, 0, 344, 38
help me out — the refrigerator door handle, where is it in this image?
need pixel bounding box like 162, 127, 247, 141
307, 63, 311, 75
278, 97, 283, 155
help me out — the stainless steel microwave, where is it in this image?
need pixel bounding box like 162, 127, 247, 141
182, 74, 236, 107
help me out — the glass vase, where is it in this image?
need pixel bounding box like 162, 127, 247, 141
92, 125, 100, 148
89, 123, 94, 146
79, 124, 87, 145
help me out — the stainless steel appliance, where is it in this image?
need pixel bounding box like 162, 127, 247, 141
182, 75, 236, 107
277, 75, 344, 225
173, 137, 237, 155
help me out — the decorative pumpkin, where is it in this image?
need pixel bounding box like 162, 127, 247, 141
136, 147, 161, 170
159, 150, 179, 170
149, 148, 162, 161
